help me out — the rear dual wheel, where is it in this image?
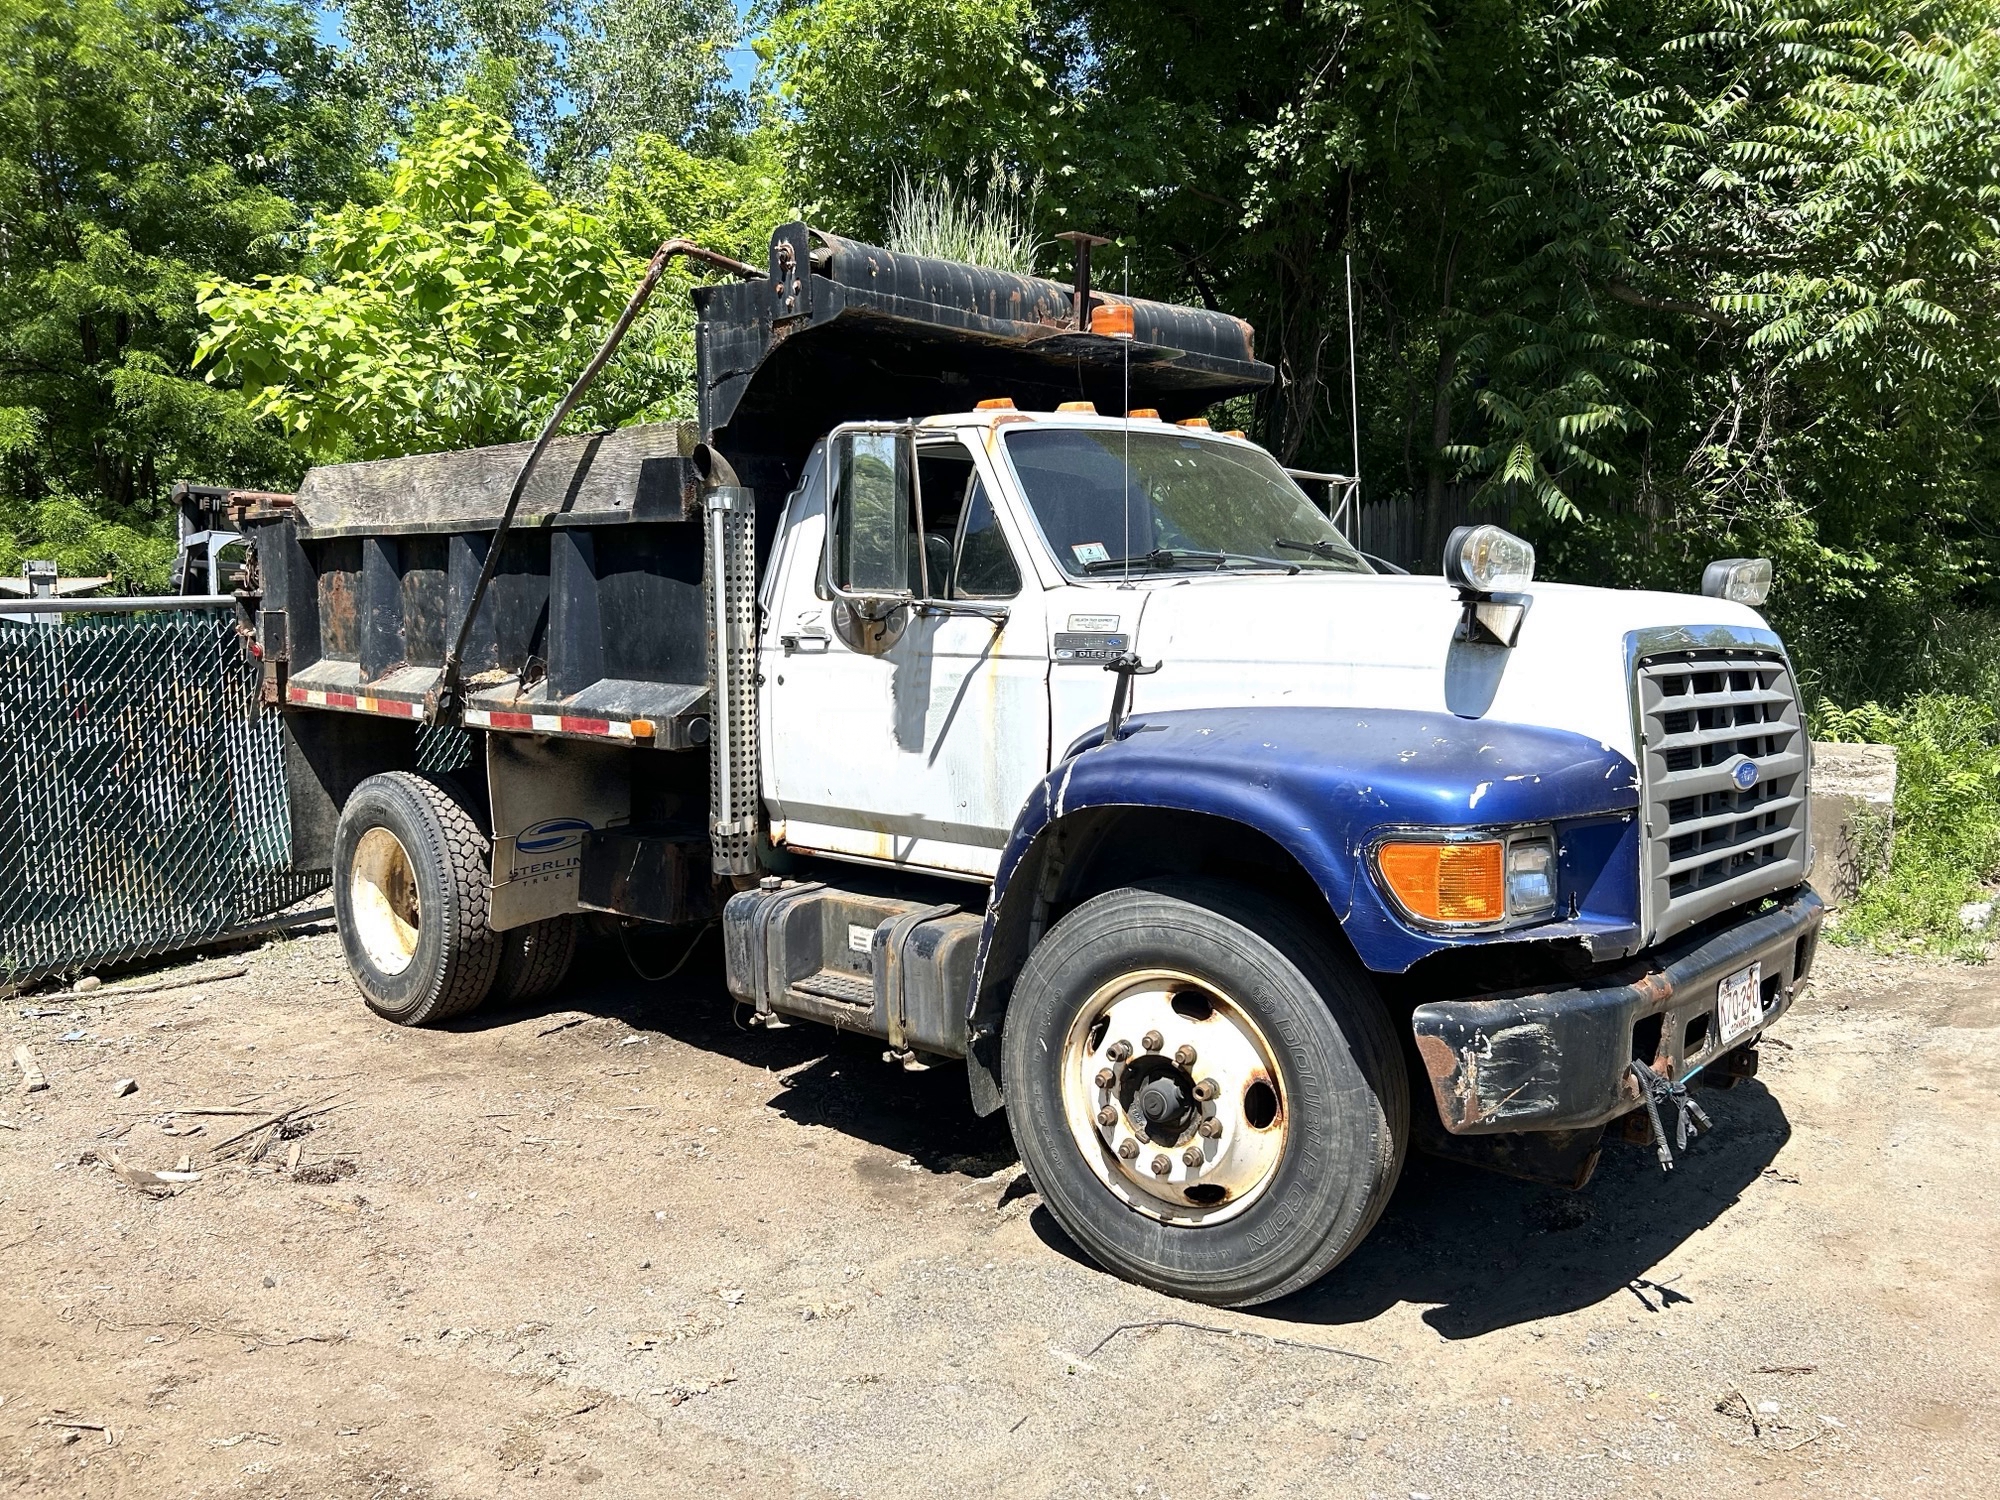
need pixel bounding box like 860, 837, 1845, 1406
334, 772, 574, 1025
1002, 880, 1406, 1307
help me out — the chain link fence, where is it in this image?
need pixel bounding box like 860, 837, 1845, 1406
0, 606, 327, 988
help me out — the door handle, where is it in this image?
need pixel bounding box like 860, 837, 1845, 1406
781, 627, 831, 653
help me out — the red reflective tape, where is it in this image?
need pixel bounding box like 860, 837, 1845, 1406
561, 717, 611, 736
488, 712, 536, 730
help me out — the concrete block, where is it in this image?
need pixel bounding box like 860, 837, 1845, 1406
1810, 741, 1897, 905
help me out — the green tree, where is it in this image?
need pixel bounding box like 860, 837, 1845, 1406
199, 98, 785, 461
0, 0, 370, 586
338, 0, 743, 185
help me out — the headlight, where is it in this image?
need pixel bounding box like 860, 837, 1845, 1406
1701, 556, 1772, 606
1443, 524, 1535, 594
1373, 828, 1558, 928
1505, 837, 1556, 916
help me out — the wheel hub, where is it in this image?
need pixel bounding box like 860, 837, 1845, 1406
1123, 1059, 1197, 1144
1060, 969, 1288, 1225
350, 825, 421, 977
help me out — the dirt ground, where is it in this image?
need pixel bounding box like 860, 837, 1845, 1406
2, 919, 1995, 1500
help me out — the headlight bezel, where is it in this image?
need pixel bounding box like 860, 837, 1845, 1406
1369, 822, 1561, 933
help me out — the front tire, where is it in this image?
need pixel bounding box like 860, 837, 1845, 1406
333, 772, 502, 1025
1001, 880, 1406, 1307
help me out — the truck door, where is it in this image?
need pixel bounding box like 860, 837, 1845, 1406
761, 434, 1049, 879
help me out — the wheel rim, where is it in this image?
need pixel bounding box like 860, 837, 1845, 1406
350, 826, 421, 977
1059, 968, 1288, 1225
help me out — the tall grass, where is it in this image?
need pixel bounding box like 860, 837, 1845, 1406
1816, 694, 2000, 959
886, 159, 1042, 275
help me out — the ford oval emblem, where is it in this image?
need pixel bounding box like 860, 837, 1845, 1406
1732, 759, 1760, 791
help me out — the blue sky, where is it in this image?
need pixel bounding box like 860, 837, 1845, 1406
312, 2, 763, 93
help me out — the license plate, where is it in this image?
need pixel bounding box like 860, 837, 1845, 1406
1716, 962, 1762, 1045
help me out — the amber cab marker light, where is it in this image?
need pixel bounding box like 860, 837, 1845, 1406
1057, 400, 1097, 414
1090, 302, 1136, 337
1127, 408, 1161, 420
1376, 839, 1506, 923
1223, 429, 1247, 439
975, 397, 1016, 411
1176, 418, 1211, 429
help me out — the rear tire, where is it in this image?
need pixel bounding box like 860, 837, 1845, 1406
333, 771, 501, 1026
491, 915, 579, 1006
1001, 879, 1406, 1307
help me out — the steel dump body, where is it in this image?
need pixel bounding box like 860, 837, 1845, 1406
248, 423, 713, 748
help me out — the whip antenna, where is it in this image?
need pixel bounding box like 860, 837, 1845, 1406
1345, 251, 1362, 546
1122, 255, 1132, 588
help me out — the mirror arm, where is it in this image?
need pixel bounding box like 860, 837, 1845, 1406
915, 600, 1010, 626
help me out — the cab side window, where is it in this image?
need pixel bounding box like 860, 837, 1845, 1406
914, 445, 1022, 600
952, 479, 1021, 599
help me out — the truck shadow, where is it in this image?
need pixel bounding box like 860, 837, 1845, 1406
478, 940, 1793, 1331
1263, 1079, 1793, 1338
469, 936, 1020, 1177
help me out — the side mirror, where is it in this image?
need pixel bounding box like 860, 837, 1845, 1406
824, 425, 919, 608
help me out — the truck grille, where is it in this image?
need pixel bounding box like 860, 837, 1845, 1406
1635, 647, 1809, 943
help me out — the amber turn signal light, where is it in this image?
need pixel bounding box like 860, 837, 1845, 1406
1090, 302, 1135, 337
1375, 839, 1505, 924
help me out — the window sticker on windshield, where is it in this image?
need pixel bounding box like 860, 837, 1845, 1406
1071, 541, 1109, 566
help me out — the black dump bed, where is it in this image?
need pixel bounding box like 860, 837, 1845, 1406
231, 223, 1274, 744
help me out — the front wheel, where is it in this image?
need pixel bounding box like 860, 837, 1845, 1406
1001, 880, 1406, 1307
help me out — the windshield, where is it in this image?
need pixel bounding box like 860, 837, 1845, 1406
1001, 427, 1372, 577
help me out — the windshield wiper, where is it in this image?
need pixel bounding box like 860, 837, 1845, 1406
1081, 548, 1220, 573
1273, 536, 1345, 560
1083, 547, 1298, 575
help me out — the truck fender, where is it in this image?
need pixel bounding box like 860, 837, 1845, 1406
962, 705, 1642, 1114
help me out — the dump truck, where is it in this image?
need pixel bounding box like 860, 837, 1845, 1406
201, 222, 1823, 1307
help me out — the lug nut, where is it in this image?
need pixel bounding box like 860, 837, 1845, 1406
1141, 1030, 1164, 1052
1150, 1153, 1172, 1177
1095, 1067, 1116, 1089
1173, 1044, 1197, 1069
1198, 1117, 1222, 1138
1096, 1106, 1117, 1127
1117, 1138, 1140, 1161
1182, 1145, 1203, 1168
1107, 1040, 1133, 1062
1192, 1077, 1220, 1102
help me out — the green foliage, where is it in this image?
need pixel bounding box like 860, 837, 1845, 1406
340, 0, 742, 185
0, 493, 177, 592
198, 101, 690, 460
1817, 694, 2000, 958
759, 0, 1058, 241
0, 0, 370, 575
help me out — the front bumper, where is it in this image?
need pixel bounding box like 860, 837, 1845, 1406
1411, 886, 1824, 1135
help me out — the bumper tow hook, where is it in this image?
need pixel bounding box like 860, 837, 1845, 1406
1628, 1059, 1713, 1172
